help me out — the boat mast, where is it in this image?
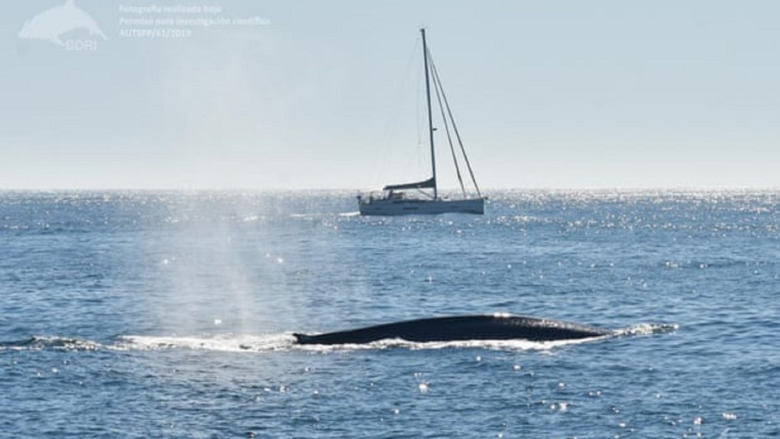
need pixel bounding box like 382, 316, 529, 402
421, 28, 437, 199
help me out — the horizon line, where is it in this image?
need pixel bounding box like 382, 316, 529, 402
0, 186, 778, 193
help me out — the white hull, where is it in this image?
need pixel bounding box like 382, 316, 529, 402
359, 197, 484, 216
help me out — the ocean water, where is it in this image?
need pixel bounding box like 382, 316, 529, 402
0, 189, 777, 438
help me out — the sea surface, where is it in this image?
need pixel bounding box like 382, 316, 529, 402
1, 190, 777, 438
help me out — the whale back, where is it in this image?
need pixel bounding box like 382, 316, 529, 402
293, 315, 611, 345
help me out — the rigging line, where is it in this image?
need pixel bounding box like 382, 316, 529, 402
415, 38, 423, 150
428, 51, 482, 198
428, 47, 467, 197
376, 36, 422, 187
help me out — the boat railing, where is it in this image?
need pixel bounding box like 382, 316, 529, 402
360, 189, 472, 204
357, 191, 382, 204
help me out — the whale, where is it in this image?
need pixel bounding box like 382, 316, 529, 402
293, 314, 612, 345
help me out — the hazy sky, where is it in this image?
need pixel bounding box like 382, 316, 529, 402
2, 1, 779, 189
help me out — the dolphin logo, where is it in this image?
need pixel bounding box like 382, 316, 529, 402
18, 0, 106, 47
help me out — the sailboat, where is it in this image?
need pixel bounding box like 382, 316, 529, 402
358, 28, 486, 216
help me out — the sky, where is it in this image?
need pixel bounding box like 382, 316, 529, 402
2, 0, 779, 190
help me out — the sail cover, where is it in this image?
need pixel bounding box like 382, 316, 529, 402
383, 177, 436, 191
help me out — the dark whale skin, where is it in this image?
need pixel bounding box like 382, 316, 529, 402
293, 314, 611, 345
